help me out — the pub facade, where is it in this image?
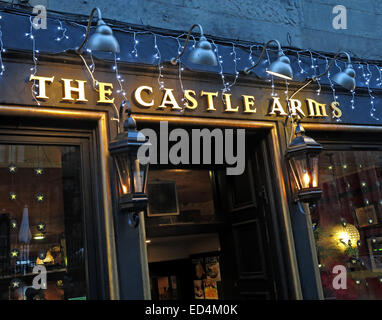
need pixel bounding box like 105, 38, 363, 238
0, 7, 381, 300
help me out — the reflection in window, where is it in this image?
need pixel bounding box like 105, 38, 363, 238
312, 150, 382, 299
0, 145, 87, 300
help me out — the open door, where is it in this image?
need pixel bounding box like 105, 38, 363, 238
216, 137, 281, 299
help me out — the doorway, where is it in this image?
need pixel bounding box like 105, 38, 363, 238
143, 129, 289, 300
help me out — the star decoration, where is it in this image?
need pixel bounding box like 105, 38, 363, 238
10, 279, 21, 289
35, 193, 45, 202
10, 219, 17, 229
34, 168, 44, 175
10, 248, 19, 258
36, 222, 46, 232
56, 280, 64, 288
38, 249, 47, 260
8, 163, 17, 174
9, 192, 17, 201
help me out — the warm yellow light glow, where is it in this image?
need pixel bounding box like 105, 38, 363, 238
337, 231, 350, 244
33, 234, 45, 240
122, 184, 128, 194
145, 239, 151, 244
303, 173, 310, 186
333, 224, 360, 250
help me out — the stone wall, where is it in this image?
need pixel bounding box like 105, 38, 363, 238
12, 0, 382, 60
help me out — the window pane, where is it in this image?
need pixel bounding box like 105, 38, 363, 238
0, 145, 87, 300
312, 150, 382, 299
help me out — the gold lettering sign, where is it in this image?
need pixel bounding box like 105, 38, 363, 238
61, 79, 88, 102
159, 88, 182, 110
184, 90, 198, 110
29, 75, 54, 99
97, 82, 114, 104
242, 95, 256, 113
289, 99, 305, 118
135, 85, 154, 107
306, 98, 328, 117
201, 91, 218, 111
29, 75, 343, 120
223, 94, 239, 112
269, 97, 288, 116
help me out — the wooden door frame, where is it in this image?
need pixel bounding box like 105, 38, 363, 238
134, 114, 302, 299
0, 104, 119, 300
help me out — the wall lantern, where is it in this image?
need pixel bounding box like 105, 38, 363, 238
75, 7, 120, 54
285, 123, 323, 203
108, 102, 149, 228
243, 39, 293, 80
170, 24, 217, 66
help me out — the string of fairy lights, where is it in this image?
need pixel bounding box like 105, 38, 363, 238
1, 12, 382, 121
25, 15, 39, 105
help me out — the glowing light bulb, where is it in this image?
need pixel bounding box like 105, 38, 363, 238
338, 231, 350, 244
122, 185, 128, 194
303, 173, 310, 186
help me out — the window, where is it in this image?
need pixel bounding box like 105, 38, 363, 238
0, 144, 87, 300
312, 149, 382, 299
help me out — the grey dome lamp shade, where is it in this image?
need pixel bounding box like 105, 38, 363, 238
266, 51, 293, 80
171, 24, 217, 66
331, 62, 356, 91
243, 39, 293, 80
76, 7, 120, 54
305, 51, 356, 91
288, 51, 356, 104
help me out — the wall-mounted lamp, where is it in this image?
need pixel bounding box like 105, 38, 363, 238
288, 51, 355, 101
108, 101, 149, 228
170, 24, 217, 66
243, 39, 293, 80
75, 7, 120, 54
285, 123, 323, 203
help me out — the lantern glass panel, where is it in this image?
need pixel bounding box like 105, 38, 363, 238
133, 158, 148, 193
289, 153, 310, 190
309, 154, 319, 188
114, 153, 132, 195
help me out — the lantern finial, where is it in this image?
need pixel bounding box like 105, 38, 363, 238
295, 123, 305, 136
